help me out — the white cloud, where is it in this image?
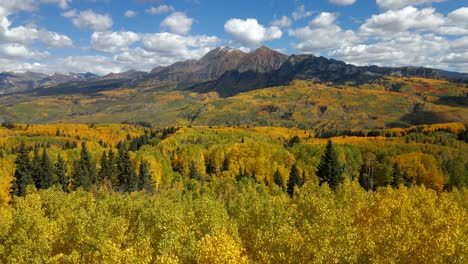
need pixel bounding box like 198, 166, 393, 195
360, 6, 445, 35
141, 32, 220, 58
61, 9, 77, 18
376, 0, 447, 10
71, 10, 113, 32
41, 0, 71, 9
160, 12, 194, 35
292, 5, 313, 21
0, 43, 49, 60
289, 12, 359, 53
124, 10, 137, 18
329, 32, 449, 68
271, 16, 292, 28
0, 0, 71, 14
441, 52, 468, 72
450, 36, 468, 51
53, 55, 124, 75
224, 18, 282, 46
145, 5, 174, 15
28, 32, 221, 75
0, 15, 73, 48
91, 31, 140, 53
39, 30, 73, 48
329, 0, 357, 6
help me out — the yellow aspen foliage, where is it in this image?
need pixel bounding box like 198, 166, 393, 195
392, 153, 445, 190
196, 233, 248, 264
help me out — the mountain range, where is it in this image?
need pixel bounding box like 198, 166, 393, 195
1, 46, 467, 96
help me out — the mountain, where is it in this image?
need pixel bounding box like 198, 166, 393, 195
193, 53, 467, 96
0, 72, 47, 94
0, 71, 98, 95
147, 46, 287, 85
103, 70, 148, 80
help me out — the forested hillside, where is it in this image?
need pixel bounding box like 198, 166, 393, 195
0, 122, 467, 262
1, 78, 466, 129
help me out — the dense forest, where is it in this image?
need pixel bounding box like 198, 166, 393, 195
0, 122, 467, 263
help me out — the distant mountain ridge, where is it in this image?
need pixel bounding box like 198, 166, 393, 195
0, 71, 98, 95
1, 46, 467, 96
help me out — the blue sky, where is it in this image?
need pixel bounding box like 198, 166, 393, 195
0, 0, 467, 75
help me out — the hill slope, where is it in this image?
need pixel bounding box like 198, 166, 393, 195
0, 78, 466, 129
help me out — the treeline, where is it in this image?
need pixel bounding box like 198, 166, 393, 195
314, 124, 468, 144
2, 124, 468, 202
10, 142, 154, 198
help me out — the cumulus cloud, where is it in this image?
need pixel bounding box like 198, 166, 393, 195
160, 12, 194, 35
292, 5, 313, 21
271, 16, 292, 28
39, 30, 73, 48
224, 18, 282, 46
360, 6, 445, 35
124, 10, 137, 18
0, 0, 71, 14
0, 14, 72, 48
141, 32, 219, 57
376, 0, 447, 10
70, 10, 113, 31
329, 32, 449, 68
91, 31, 140, 53
0, 43, 49, 60
289, 12, 359, 52
329, 0, 357, 6
145, 5, 174, 15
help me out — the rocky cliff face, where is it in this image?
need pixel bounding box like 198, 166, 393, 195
148, 46, 287, 84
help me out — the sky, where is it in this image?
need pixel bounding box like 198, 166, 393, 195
0, 0, 466, 75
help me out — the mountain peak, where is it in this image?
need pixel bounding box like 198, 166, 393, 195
251, 45, 283, 55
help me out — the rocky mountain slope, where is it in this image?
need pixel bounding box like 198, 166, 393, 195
1, 46, 466, 97
0, 72, 98, 94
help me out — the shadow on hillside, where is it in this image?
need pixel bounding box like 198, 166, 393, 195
401, 111, 461, 125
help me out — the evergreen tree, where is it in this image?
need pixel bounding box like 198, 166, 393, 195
98, 151, 109, 183
273, 168, 285, 190
391, 163, 402, 188
205, 157, 217, 174
117, 148, 137, 192
31, 145, 41, 189
10, 143, 33, 197
107, 149, 117, 187
188, 161, 202, 180
72, 142, 96, 191
55, 154, 69, 192
138, 160, 154, 193
316, 139, 343, 190
221, 156, 230, 171
287, 164, 302, 197
38, 147, 55, 189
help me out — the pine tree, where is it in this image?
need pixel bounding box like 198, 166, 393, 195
138, 160, 154, 193
55, 154, 69, 192
72, 142, 96, 191
287, 164, 302, 197
316, 139, 343, 190
205, 157, 217, 174
98, 151, 109, 183
117, 148, 137, 192
107, 149, 117, 187
188, 161, 202, 180
10, 143, 33, 197
38, 147, 55, 189
221, 156, 230, 171
31, 145, 41, 189
391, 163, 402, 188
273, 168, 285, 190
